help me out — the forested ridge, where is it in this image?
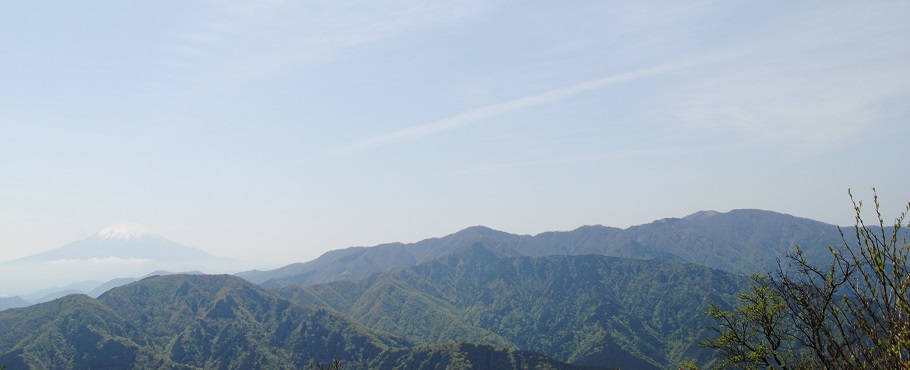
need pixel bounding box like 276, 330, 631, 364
0, 274, 607, 369
3, 208, 901, 369
0, 252, 749, 369
279, 245, 750, 368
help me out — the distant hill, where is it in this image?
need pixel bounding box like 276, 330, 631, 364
0, 274, 605, 370
240, 209, 841, 287
0, 296, 29, 311
87, 277, 139, 298
19, 280, 103, 303
278, 244, 750, 369
5, 271, 212, 310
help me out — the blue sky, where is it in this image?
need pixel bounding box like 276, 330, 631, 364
2, 1, 909, 267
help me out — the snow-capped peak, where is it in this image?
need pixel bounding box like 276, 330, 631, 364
94, 222, 156, 240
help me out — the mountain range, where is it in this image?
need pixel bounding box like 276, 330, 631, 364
277, 244, 750, 368
239, 209, 842, 287
0, 274, 606, 369
0, 209, 858, 369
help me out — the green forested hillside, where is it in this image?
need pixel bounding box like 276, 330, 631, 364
371, 342, 602, 370
2, 212, 828, 369
97, 274, 403, 369
0, 294, 181, 369
279, 244, 750, 369
0, 274, 604, 370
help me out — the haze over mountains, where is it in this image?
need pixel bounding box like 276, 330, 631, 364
0, 209, 871, 368
2, 209, 847, 304
0, 223, 244, 296
3, 209, 845, 300
239, 209, 843, 288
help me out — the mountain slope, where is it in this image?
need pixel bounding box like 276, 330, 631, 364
0, 274, 599, 370
621, 209, 839, 272
0, 275, 403, 369
0, 294, 180, 369
98, 274, 404, 368
278, 245, 749, 369
370, 342, 601, 370
243, 209, 841, 287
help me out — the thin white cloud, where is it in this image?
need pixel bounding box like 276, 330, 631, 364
48, 257, 153, 265
676, 71, 910, 148
158, 1, 493, 100
327, 58, 726, 157
670, 2, 910, 150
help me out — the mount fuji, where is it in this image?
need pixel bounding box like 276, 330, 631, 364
0, 223, 243, 296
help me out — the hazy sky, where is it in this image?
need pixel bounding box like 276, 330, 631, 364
2, 1, 908, 268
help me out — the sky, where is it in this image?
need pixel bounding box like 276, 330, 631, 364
1, 1, 909, 268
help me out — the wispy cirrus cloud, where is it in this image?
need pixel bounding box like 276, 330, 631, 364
674, 70, 910, 149
670, 2, 910, 150
158, 1, 494, 99
326, 57, 729, 157
48, 257, 153, 265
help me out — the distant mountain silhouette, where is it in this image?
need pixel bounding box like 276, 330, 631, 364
0, 296, 29, 311
240, 209, 842, 287
0, 223, 245, 296
87, 277, 139, 298
14, 222, 228, 267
